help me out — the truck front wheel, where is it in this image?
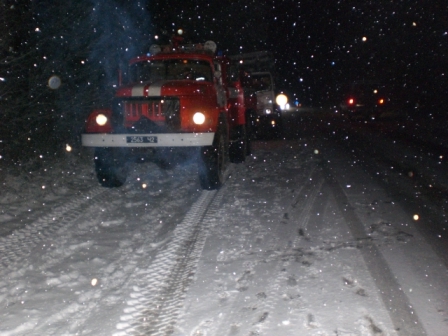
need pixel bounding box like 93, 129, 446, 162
94, 148, 128, 188
198, 128, 228, 190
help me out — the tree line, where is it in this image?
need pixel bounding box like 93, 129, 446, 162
1, 0, 152, 163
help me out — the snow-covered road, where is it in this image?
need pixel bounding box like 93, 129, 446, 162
0, 115, 447, 335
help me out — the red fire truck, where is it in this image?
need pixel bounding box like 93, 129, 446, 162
82, 39, 250, 190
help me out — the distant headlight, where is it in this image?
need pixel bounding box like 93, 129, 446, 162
275, 94, 288, 106
96, 114, 108, 126
193, 112, 206, 125
276, 94, 288, 110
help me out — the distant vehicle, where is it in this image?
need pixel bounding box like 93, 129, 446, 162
339, 81, 394, 120
82, 34, 253, 190
230, 52, 283, 137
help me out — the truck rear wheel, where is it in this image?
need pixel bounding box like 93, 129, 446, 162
229, 125, 247, 163
94, 148, 128, 188
198, 128, 227, 190
246, 111, 254, 156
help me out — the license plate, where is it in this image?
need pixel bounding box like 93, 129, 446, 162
126, 136, 158, 144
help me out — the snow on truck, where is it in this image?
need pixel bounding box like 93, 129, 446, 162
81, 39, 251, 190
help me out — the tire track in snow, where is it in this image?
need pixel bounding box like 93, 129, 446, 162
114, 188, 224, 336
18, 164, 204, 336
254, 177, 324, 334
323, 163, 427, 336
245, 167, 324, 335
210, 160, 322, 336
0, 186, 110, 268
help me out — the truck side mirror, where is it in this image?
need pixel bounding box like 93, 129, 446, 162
214, 70, 223, 84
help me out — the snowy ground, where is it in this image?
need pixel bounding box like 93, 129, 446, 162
0, 115, 447, 335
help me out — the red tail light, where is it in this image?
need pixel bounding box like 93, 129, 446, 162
378, 98, 384, 104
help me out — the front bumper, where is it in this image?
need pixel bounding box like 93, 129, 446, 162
82, 132, 215, 147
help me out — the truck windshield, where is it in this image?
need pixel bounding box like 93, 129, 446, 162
129, 59, 213, 83
252, 74, 272, 91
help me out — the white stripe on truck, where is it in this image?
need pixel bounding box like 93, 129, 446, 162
131, 81, 165, 97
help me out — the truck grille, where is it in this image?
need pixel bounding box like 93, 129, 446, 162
113, 97, 180, 131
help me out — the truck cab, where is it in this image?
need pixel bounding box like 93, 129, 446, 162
82, 40, 250, 189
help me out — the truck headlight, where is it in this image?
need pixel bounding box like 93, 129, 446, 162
95, 114, 108, 126
193, 112, 206, 125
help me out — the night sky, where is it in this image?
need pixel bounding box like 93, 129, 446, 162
146, 0, 447, 110
0, 0, 445, 163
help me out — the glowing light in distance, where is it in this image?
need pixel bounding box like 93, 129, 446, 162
348, 98, 354, 105
142, 183, 147, 189
276, 94, 288, 106
177, 29, 183, 35
193, 112, 206, 125
362, 36, 367, 41
413, 214, 419, 221
66, 144, 72, 152
96, 114, 108, 126
91, 278, 98, 286
378, 99, 384, 104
